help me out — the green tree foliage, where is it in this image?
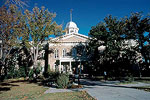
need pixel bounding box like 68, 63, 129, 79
15, 6, 62, 71
0, 1, 62, 80
89, 16, 126, 75
89, 13, 150, 76
124, 13, 150, 71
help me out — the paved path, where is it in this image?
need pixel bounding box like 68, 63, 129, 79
81, 79, 150, 100
45, 79, 150, 100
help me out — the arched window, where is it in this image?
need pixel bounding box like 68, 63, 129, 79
70, 30, 74, 33
62, 49, 66, 58
54, 49, 59, 58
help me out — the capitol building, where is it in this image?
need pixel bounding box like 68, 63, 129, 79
47, 14, 89, 74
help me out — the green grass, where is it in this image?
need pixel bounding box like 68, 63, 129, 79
117, 80, 150, 85
133, 80, 150, 92
0, 78, 95, 100
136, 80, 150, 84
116, 80, 150, 92
133, 86, 150, 92
117, 81, 137, 85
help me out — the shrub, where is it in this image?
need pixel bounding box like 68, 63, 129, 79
34, 66, 42, 77
43, 70, 59, 79
28, 68, 34, 79
56, 73, 69, 89
28, 66, 42, 81
42, 71, 60, 86
6, 66, 26, 79
6, 65, 16, 79
18, 66, 26, 78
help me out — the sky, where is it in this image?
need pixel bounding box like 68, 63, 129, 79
0, 0, 150, 36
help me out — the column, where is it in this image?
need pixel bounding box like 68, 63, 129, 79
69, 61, 72, 74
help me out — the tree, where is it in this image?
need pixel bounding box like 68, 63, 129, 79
88, 13, 150, 77
17, 6, 62, 73
124, 13, 150, 76
88, 15, 127, 75
17, 45, 33, 77
4, 0, 28, 8
0, 5, 22, 79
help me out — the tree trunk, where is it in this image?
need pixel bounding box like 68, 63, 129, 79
44, 44, 48, 76
34, 45, 39, 68
32, 44, 39, 78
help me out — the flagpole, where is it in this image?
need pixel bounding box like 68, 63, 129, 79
70, 9, 73, 21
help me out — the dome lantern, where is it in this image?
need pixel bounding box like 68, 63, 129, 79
65, 10, 79, 34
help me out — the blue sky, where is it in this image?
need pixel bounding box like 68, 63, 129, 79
1, 0, 150, 36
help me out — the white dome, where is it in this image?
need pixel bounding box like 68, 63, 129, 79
66, 21, 78, 28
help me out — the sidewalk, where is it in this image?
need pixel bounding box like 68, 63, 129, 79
45, 79, 150, 100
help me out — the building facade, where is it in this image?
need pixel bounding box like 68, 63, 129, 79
48, 21, 89, 74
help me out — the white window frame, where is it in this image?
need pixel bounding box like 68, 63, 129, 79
54, 49, 59, 58
62, 49, 66, 58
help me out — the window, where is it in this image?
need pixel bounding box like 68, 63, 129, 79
70, 29, 74, 33
54, 49, 59, 58
62, 49, 66, 58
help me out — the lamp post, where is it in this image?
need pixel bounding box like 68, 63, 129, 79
75, 57, 81, 85
77, 60, 82, 85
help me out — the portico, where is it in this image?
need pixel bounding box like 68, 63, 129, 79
58, 56, 84, 74
59, 57, 73, 74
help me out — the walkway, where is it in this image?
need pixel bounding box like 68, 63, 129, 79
45, 79, 150, 100
81, 79, 150, 100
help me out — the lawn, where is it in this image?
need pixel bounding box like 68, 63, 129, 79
0, 78, 95, 100
134, 80, 150, 92
134, 86, 150, 92
136, 80, 150, 84
116, 80, 150, 92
